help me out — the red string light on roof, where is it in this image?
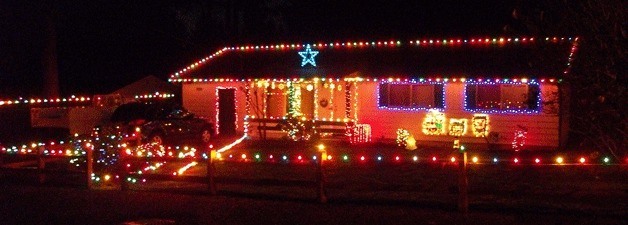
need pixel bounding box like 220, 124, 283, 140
168, 37, 578, 82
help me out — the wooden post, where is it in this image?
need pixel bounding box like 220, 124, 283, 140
317, 150, 327, 203
38, 146, 46, 184
119, 156, 129, 191
86, 143, 94, 190
453, 136, 468, 213
0, 149, 4, 168
458, 150, 469, 214
207, 150, 217, 195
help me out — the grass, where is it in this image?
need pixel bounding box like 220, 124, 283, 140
1, 139, 626, 224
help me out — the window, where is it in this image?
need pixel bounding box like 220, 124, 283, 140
379, 83, 445, 110
465, 83, 540, 113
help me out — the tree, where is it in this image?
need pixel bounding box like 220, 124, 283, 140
506, 0, 626, 158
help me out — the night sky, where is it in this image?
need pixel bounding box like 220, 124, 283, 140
0, 0, 521, 97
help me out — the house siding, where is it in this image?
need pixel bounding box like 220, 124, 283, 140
182, 80, 561, 149
182, 82, 248, 133
356, 81, 560, 149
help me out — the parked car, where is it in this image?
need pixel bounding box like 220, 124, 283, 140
94, 102, 215, 146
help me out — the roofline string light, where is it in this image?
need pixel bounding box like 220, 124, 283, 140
0, 96, 91, 107
134, 92, 175, 100
168, 36, 578, 82
1, 92, 180, 107
169, 76, 560, 85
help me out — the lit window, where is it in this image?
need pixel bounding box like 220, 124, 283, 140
465, 83, 540, 113
379, 83, 444, 110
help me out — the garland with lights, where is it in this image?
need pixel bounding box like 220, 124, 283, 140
281, 83, 311, 141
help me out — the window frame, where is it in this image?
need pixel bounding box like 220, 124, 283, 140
378, 81, 445, 111
464, 82, 541, 114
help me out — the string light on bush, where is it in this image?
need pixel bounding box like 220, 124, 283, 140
512, 126, 528, 151
396, 128, 411, 147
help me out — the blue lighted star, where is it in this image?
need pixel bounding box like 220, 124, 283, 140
298, 44, 319, 67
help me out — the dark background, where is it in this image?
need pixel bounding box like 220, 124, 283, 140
0, 0, 522, 97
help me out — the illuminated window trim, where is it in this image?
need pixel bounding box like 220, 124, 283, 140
377, 80, 446, 112
463, 80, 541, 114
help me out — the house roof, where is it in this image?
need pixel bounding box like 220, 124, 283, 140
112, 75, 178, 98
169, 37, 578, 82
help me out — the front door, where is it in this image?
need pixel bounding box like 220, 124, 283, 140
217, 88, 236, 135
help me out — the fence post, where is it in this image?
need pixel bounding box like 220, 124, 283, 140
207, 150, 217, 195
86, 143, 93, 190
119, 156, 129, 191
38, 146, 46, 184
317, 144, 327, 203
0, 149, 4, 168
458, 150, 469, 214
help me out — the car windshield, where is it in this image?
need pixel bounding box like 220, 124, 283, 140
110, 102, 191, 123
110, 102, 158, 123
167, 108, 193, 119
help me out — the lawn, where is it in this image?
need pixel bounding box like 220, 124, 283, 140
1, 139, 626, 224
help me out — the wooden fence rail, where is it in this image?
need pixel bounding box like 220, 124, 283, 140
118, 150, 329, 203
0, 150, 89, 187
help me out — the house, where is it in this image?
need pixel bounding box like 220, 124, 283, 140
109, 75, 179, 104
29, 75, 178, 135
169, 37, 578, 150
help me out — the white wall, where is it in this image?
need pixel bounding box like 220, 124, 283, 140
182, 82, 248, 133
356, 81, 560, 148
182, 80, 561, 149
